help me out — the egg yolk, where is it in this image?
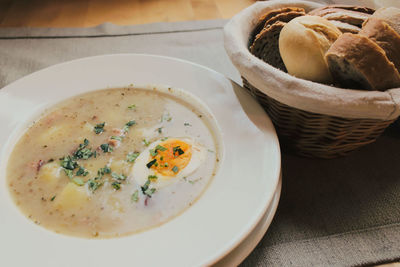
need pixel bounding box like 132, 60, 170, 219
151, 139, 192, 177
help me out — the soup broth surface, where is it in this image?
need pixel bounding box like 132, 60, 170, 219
7, 87, 218, 238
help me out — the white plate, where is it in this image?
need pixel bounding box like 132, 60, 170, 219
0, 54, 281, 267
215, 173, 281, 266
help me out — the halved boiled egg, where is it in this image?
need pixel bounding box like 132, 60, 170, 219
131, 138, 206, 189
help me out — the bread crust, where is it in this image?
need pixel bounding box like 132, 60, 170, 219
360, 17, 400, 73
309, 4, 375, 16
250, 21, 287, 71
250, 7, 305, 44
326, 33, 400, 91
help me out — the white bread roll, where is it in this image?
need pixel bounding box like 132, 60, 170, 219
279, 15, 342, 83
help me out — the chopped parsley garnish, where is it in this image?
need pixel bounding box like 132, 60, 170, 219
112, 181, 121, 190
100, 143, 113, 153
123, 120, 136, 132
141, 180, 150, 192
128, 104, 136, 110
148, 175, 158, 181
72, 177, 85, 186
76, 166, 89, 176
150, 145, 167, 157
131, 190, 139, 202
110, 136, 123, 141
146, 159, 157, 168
184, 122, 192, 126
141, 180, 156, 197
156, 127, 163, 134
94, 122, 105, 134
126, 152, 140, 163
150, 149, 158, 157
87, 179, 103, 192
144, 188, 156, 197
111, 172, 126, 181
172, 146, 185, 157
164, 163, 169, 167
60, 155, 78, 170
143, 139, 150, 146
156, 145, 167, 152
50, 195, 56, 201
172, 166, 179, 173
74, 139, 94, 160
98, 165, 111, 177
64, 169, 74, 178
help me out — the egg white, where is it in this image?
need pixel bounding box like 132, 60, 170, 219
131, 138, 206, 189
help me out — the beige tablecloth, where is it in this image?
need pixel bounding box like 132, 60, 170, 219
0, 19, 399, 266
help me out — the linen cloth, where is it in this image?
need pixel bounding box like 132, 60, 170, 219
0, 20, 399, 267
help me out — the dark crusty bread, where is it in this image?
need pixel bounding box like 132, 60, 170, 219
262, 10, 305, 29
360, 18, 400, 73
326, 33, 400, 91
249, 8, 305, 71
250, 21, 287, 71
250, 7, 305, 44
309, 5, 374, 34
309, 4, 375, 16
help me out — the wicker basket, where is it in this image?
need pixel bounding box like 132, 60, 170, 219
224, 0, 400, 158
243, 78, 395, 158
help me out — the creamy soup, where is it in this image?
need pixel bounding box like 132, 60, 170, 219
7, 87, 219, 238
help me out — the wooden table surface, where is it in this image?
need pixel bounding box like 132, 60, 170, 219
0, 0, 399, 266
0, 0, 254, 27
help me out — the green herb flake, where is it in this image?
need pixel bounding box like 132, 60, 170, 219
155, 145, 167, 152
87, 179, 103, 192
144, 188, 156, 197
131, 190, 139, 203
143, 139, 150, 146
149, 149, 158, 157
156, 127, 163, 134
172, 146, 185, 157
72, 177, 85, 186
141, 180, 150, 192
50, 195, 56, 201
60, 156, 77, 170
148, 175, 158, 181
111, 181, 121, 190
100, 143, 113, 153
164, 163, 169, 167
111, 172, 127, 181
76, 166, 89, 176
126, 152, 140, 163
123, 120, 136, 132
128, 104, 136, 110
94, 122, 105, 134
184, 122, 192, 126
110, 136, 123, 141
64, 169, 74, 178
141, 180, 156, 197
172, 166, 179, 173
98, 165, 111, 177
73, 139, 94, 160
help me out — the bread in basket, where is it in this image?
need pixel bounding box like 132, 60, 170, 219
224, 0, 400, 158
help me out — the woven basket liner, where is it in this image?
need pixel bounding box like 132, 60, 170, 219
224, 0, 400, 158
243, 78, 394, 158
